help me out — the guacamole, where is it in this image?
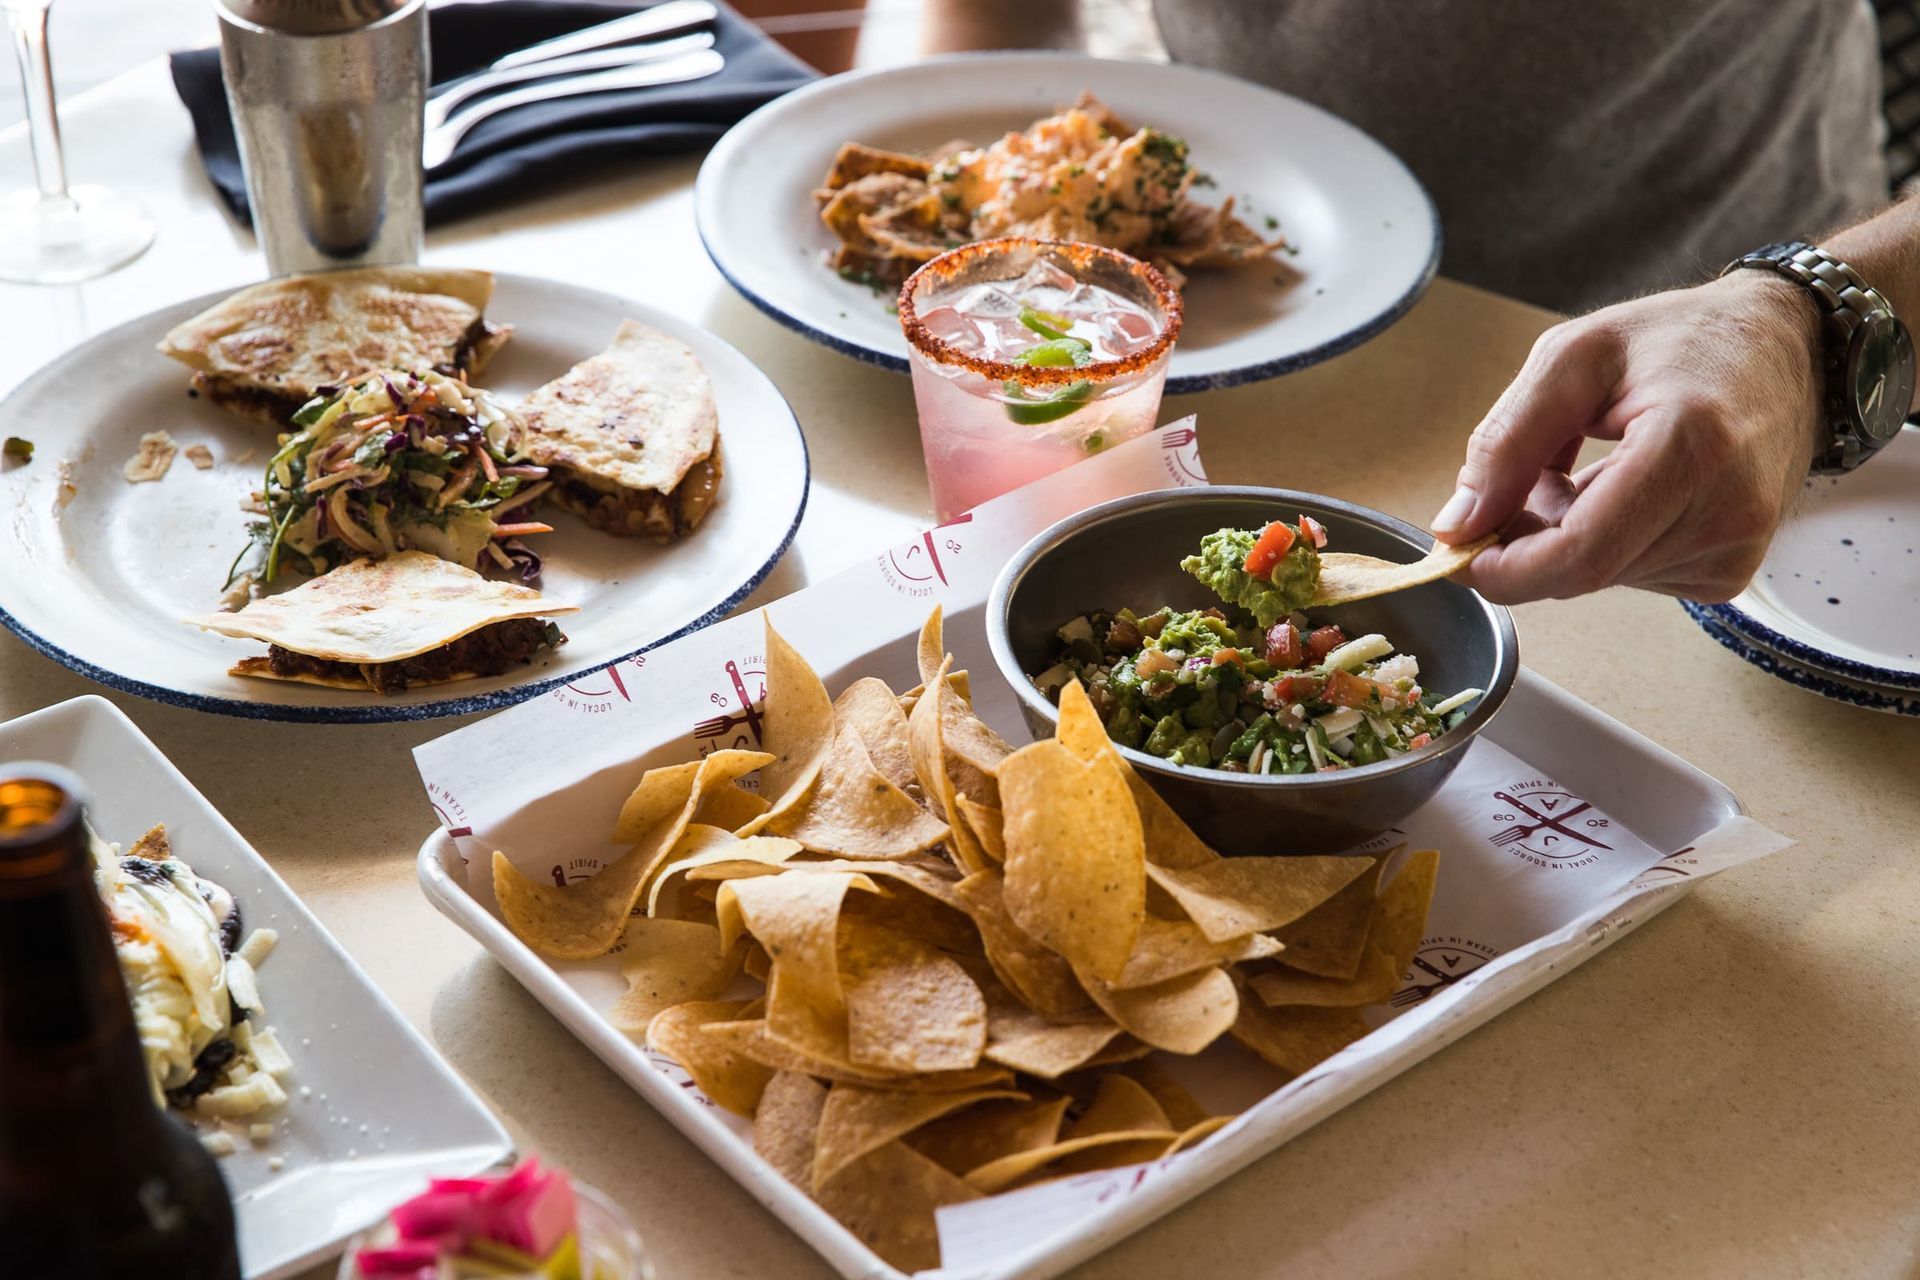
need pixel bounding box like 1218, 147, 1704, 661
1180, 527, 1320, 628
1031, 520, 1482, 774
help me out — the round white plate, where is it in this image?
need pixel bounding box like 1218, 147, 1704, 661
0, 274, 808, 723
695, 52, 1439, 393
1683, 603, 1920, 717
1698, 425, 1920, 690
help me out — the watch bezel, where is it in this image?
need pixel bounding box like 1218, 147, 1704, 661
1844, 309, 1915, 447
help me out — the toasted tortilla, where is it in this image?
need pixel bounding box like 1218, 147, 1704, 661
516, 320, 722, 541
1312, 534, 1500, 606
157, 267, 512, 427
185, 551, 576, 664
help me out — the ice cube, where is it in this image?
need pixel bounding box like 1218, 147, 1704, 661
1015, 258, 1081, 299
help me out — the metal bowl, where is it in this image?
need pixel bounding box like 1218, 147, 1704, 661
986, 486, 1519, 854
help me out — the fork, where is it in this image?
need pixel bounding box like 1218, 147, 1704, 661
425, 32, 717, 134
422, 48, 727, 171
694, 710, 755, 739
491, 0, 718, 72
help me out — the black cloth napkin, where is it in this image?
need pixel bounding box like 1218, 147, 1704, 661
170, 0, 815, 226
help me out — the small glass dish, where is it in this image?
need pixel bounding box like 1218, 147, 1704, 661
336, 1178, 654, 1280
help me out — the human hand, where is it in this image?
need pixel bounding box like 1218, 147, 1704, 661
1431, 271, 1827, 603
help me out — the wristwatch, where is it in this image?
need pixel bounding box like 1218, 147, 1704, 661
1721, 240, 1915, 475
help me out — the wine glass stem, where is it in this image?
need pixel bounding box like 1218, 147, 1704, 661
6, 2, 70, 202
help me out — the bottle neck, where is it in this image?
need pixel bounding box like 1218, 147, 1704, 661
0, 783, 166, 1146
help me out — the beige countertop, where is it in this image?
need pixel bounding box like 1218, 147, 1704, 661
3, 56, 1918, 1280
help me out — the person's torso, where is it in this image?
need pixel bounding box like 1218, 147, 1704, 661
1150, 0, 1888, 310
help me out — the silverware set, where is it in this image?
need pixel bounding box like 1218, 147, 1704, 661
423, 0, 725, 172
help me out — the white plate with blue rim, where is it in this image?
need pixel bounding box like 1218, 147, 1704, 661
0, 274, 808, 724
0, 694, 515, 1276
1685, 425, 1920, 699
695, 52, 1439, 394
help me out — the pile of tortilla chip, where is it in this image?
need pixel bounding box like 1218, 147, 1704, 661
492, 608, 1440, 1274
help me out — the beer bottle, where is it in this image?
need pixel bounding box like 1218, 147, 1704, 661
0, 765, 242, 1279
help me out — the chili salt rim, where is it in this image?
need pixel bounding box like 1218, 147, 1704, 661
896, 238, 1185, 387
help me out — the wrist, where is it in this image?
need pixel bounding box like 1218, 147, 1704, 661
1712, 269, 1828, 463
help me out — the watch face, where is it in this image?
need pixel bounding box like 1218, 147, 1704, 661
1848, 312, 1915, 445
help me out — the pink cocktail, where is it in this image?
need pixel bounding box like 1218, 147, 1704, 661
899, 238, 1183, 520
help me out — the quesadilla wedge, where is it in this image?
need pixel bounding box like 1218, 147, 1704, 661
186, 552, 577, 695
515, 319, 723, 541
158, 268, 513, 428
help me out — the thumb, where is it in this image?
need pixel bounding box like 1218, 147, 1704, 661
1432, 323, 1620, 542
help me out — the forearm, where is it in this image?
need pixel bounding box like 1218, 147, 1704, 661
1821, 195, 1920, 410
921, 0, 1082, 53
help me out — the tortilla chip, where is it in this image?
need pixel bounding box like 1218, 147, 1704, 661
755, 1071, 828, 1188
953, 795, 1005, 862
833, 677, 918, 793
1166, 1114, 1235, 1155
812, 1083, 1023, 1190
1270, 854, 1387, 979
743, 939, 772, 982
764, 724, 949, 859
1147, 856, 1375, 943
606, 917, 738, 1037
952, 870, 1091, 1018
916, 605, 948, 694
1075, 963, 1239, 1056
692, 783, 771, 833
1032, 1074, 1181, 1177
843, 921, 987, 1074
1120, 1060, 1212, 1132
1228, 999, 1371, 1077
963, 1127, 1178, 1194
645, 825, 803, 918
1311, 533, 1499, 606
1255, 850, 1438, 1004
907, 657, 992, 874
1372, 849, 1441, 976
983, 1012, 1120, 1078
613, 760, 704, 843
1068, 1072, 1168, 1136
751, 615, 837, 825
1114, 917, 1283, 990
907, 1096, 1071, 1175
1055, 681, 1218, 871
815, 1140, 980, 1274
646, 1000, 774, 1116
1000, 739, 1145, 982
698, 1020, 1013, 1093
720, 871, 877, 1057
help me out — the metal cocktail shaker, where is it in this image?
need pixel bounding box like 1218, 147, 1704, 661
215, 0, 427, 276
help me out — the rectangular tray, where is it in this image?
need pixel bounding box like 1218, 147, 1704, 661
0, 696, 513, 1279
416, 665, 1771, 1280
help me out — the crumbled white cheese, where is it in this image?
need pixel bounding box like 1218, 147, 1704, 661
200, 1130, 237, 1157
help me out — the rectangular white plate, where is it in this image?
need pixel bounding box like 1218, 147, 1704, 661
415, 665, 1787, 1280
0, 695, 513, 1279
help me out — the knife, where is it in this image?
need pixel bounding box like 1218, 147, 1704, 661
422, 48, 728, 170
490, 0, 719, 72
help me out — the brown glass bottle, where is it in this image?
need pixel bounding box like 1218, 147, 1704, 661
0, 765, 242, 1279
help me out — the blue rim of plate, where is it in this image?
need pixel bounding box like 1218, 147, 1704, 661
694, 52, 1443, 396
0, 298, 811, 726
1681, 601, 1920, 716
1691, 600, 1920, 691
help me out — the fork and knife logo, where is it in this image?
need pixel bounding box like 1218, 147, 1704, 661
694, 658, 766, 746
1488, 785, 1612, 859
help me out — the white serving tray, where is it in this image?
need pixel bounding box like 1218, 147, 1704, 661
416, 665, 1786, 1280
0, 696, 513, 1279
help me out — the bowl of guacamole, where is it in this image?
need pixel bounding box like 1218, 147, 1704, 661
986, 486, 1519, 854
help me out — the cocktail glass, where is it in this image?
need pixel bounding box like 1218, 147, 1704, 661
899, 237, 1182, 520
